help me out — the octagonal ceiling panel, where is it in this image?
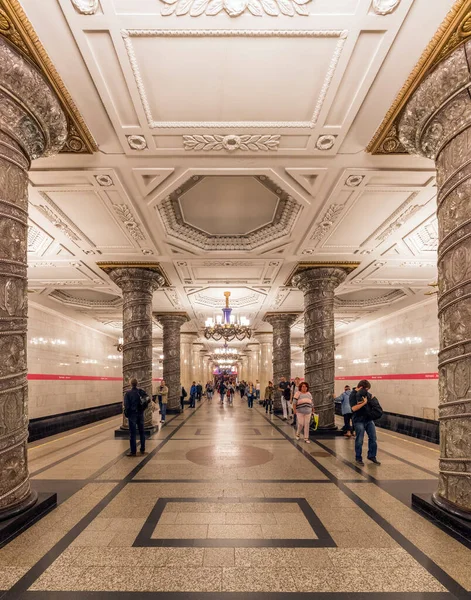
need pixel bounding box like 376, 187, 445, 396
179, 177, 278, 236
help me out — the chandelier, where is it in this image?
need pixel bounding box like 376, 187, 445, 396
204, 292, 251, 342
214, 344, 238, 356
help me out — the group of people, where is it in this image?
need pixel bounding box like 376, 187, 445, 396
123, 375, 381, 466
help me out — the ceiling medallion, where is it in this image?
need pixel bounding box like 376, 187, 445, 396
71, 0, 99, 14
159, 0, 312, 17
95, 174, 113, 187
204, 292, 252, 342
127, 135, 147, 150
372, 0, 400, 15
183, 134, 280, 152
345, 175, 364, 187
316, 135, 337, 151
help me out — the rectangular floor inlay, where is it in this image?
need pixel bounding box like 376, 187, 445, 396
133, 498, 335, 548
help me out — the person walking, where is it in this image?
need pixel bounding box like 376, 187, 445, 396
124, 378, 148, 456
180, 386, 187, 411
264, 381, 274, 414
290, 377, 300, 426
292, 381, 313, 444
350, 379, 381, 466
206, 381, 213, 401
336, 385, 353, 437
219, 380, 227, 403
158, 380, 169, 423
278, 376, 292, 421
247, 382, 255, 408
255, 380, 261, 402
189, 381, 197, 408
196, 382, 203, 401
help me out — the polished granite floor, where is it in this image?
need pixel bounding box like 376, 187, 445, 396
0, 395, 470, 599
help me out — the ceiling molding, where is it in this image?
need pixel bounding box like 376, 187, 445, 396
0, 0, 97, 153
367, 0, 471, 154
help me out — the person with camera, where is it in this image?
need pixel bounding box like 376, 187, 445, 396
350, 379, 381, 466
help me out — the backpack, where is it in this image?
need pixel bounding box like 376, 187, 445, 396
283, 386, 291, 401
138, 389, 150, 411
367, 396, 383, 421
182, 388, 187, 398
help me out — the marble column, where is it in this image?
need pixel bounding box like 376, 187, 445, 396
256, 334, 273, 396
0, 38, 66, 517
264, 314, 298, 412
103, 266, 165, 429
246, 343, 260, 384
398, 40, 471, 518
192, 343, 204, 385
180, 334, 196, 392
293, 267, 354, 430
155, 313, 189, 413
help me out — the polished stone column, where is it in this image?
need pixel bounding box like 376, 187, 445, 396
399, 40, 471, 518
264, 314, 298, 412
293, 267, 353, 429
256, 334, 273, 396
0, 38, 66, 517
103, 266, 165, 429
192, 343, 204, 385
181, 333, 196, 391
156, 313, 189, 413
246, 343, 260, 384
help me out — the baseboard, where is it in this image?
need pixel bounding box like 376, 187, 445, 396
28, 402, 122, 442
335, 404, 439, 444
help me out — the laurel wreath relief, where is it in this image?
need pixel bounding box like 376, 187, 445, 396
183, 134, 281, 152
159, 0, 312, 17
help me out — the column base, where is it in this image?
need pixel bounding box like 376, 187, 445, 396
166, 408, 182, 414
412, 493, 471, 543
114, 425, 160, 438
0, 491, 56, 548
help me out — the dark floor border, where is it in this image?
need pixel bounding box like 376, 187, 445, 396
133, 497, 335, 549
2, 404, 205, 600
259, 407, 469, 600
14, 592, 460, 599
28, 403, 123, 442
335, 404, 439, 444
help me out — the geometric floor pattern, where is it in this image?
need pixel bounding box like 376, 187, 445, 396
1, 395, 470, 599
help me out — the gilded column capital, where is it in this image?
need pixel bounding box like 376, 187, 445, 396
99, 263, 169, 294
0, 37, 67, 160
263, 312, 300, 328
155, 312, 190, 328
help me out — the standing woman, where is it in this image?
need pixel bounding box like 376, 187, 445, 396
159, 379, 169, 424
247, 382, 255, 408
264, 381, 274, 414
292, 382, 313, 444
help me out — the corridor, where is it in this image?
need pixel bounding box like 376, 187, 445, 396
0, 397, 469, 599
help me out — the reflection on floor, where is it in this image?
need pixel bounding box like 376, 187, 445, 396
1, 395, 470, 599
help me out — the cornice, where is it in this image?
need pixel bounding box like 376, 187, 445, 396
285, 261, 360, 286
0, 0, 97, 154
367, 0, 471, 155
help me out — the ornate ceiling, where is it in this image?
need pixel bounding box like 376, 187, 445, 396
14, 0, 455, 349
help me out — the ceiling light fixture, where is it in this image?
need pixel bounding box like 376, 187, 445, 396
204, 292, 251, 342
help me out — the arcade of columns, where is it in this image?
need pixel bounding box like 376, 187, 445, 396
0, 14, 469, 525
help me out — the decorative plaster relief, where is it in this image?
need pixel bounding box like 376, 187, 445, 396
159, 0, 313, 17
376, 203, 422, 243
404, 216, 439, 254
27, 224, 53, 256
372, 0, 400, 15
71, 0, 99, 14
345, 175, 364, 187
127, 135, 147, 150
192, 291, 261, 308
183, 134, 280, 152
49, 290, 122, 309
95, 174, 113, 187
112, 204, 146, 242
316, 135, 337, 150
36, 205, 81, 244
310, 203, 346, 242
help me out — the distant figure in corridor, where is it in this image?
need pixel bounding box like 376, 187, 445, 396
246, 382, 255, 408
196, 382, 203, 401
189, 381, 197, 408
218, 380, 227, 404
278, 376, 292, 421
158, 379, 168, 424
293, 381, 313, 444
350, 379, 381, 466
264, 380, 274, 414
124, 378, 148, 457
336, 385, 353, 437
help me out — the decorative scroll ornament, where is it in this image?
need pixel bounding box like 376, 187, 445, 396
183, 134, 280, 152
112, 205, 146, 242
159, 0, 312, 17
71, 0, 99, 13
372, 0, 400, 15
95, 174, 113, 186
310, 203, 346, 242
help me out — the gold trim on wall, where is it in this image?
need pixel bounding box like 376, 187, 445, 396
367, 0, 471, 155
0, 0, 97, 154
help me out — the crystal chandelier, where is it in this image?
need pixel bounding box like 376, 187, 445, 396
214, 344, 238, 356
204, 292, 251, 342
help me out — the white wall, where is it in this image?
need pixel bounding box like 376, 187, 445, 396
334, 299, 439, 420
28, 305, 122, 419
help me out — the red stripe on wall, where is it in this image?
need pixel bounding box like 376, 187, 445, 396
335, 373, 438, 381
27, 374, 164, 382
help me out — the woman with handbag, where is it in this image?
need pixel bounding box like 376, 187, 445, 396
292, 381, 314, 444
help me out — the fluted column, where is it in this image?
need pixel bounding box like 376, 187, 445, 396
156, 313, 189, 412
398, 40, 471, 518
256, 334, 273, 396
293, 266, 355, 429
192, 343, 204, 385
264, 314, 298, 412
0, 37, 67, 517
103, 266, 165, 429
246, 343, 259, 384
180, 333, 196, 392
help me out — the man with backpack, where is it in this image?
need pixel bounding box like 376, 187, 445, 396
278, 376, 292, 421
124, 378, 148, 457
350, 379, 381, 466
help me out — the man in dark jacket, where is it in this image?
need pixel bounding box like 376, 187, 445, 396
189, 381, 197, 408
350, 379, 380, 466
196, 382, 203, 401
124, 378, 146, 457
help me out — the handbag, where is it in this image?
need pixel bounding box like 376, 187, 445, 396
310, 413, 319, 431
